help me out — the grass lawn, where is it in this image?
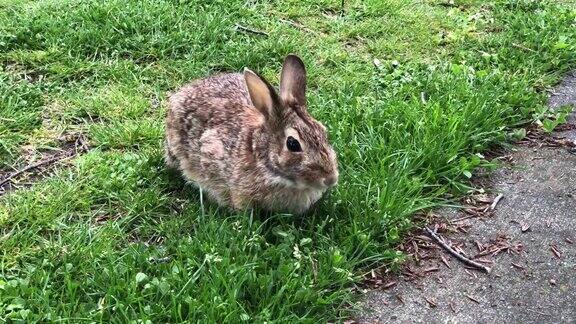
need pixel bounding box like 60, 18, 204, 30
1, 0, 575, 321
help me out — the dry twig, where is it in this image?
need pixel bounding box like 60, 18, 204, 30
511, 262, 525, 269
451, 214, 476, 223
424, 266, 439, 273
425, 227, 492, 273
465, 294, 480, 304
383, 281, 397, 289
0, 136, 88, 190
234, 24, 268, 36
512, 43, 537, 53
279, 18, 319, 35
550, 244, 562, 258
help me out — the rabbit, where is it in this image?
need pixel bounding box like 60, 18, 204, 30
165, 54, 338, 214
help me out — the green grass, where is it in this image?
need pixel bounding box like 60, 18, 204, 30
1, 0, 575, 321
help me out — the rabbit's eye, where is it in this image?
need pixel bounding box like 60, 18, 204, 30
286, 136, 302, 152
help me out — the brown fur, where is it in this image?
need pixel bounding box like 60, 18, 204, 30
165, 55, 338, 214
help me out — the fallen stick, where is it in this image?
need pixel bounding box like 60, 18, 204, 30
511, 262, 525, 270
279, 18, 319, 35
234, 24, 269, 36
424, 227, 492, 273
383, 281, 397, 289
451, 214, 476, 223
474, 245, 510, 258
0, 154, 72, 189
550, 244, 562, 258
512, 43, 537, 53
0, 136, 88, 189
464, 293, 480, 304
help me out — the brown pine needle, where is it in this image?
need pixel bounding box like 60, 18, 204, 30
465, 294, 480, 304
511, 262, 525, 269
424, 297, 437, 308
440, 255, 451, 269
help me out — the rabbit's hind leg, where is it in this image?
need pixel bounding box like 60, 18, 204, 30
164, 140, 179, 169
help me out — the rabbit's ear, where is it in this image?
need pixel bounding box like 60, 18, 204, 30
280, 54, 306, 107
244, 68, 280, 120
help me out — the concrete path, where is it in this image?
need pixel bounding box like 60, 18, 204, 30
358, 73, 576, 324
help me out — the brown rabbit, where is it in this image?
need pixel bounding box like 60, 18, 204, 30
165, 55, 338, 214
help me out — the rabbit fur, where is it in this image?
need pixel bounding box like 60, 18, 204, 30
165, 55, 338, 214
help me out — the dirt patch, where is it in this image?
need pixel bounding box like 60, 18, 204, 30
0, 133, 89, 195
357, 73, 576, 323
2, 60, 46, 84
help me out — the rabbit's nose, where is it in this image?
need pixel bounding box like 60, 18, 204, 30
323, 175, 338, 187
